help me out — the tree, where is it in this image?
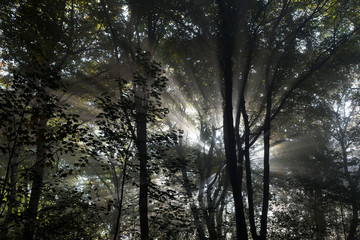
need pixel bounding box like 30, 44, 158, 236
326, 76, 360, 240
214, 1, 359, 239
0, 0, 100, 238
0, 0, 360, 239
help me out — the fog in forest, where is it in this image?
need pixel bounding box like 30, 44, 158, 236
0, 0, 359, 239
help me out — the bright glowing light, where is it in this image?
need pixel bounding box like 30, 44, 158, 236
122, 5, 129, 21
184, 128, 199, 143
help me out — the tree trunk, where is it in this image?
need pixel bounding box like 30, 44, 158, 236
313, 189, 326, 240
216, 1, 250, 238
113, 157, 128, 240
347, 196, 359, 240
259, 68, 272, 240
176, 139, 207, 240
240, 99, 258, 240
23, 117, 48, 240
338, 126, 359, 240
137, 3, 157, 238
204, 127, 219, 240
136, 105, 149, 240
1, 154, 18, 239
216, 189, 227, 239
222, 53, 248, 240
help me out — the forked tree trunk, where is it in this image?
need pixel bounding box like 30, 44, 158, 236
221, 36, 248, 239
223, 81, 248, 240
217, 0, 250, 238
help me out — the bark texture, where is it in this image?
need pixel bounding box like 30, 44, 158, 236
23, 117, 48, 240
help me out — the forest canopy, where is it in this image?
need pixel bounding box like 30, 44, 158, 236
0, 0, 359, 239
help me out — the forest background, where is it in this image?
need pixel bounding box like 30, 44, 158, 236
0, 0, 359, 239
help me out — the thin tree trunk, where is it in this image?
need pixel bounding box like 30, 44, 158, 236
99, 2, 140, 239
197, 151, 208, 235
242, 104, 259, 240
136, 105, 149, 240
137, 2, 156, 238
338, 125, 359, 240
0, 112, 26, 212
113, 155, 128, 240
347, 199, 358, 240
204, 127, 218, 240
222, 55, 248, 240
216, 1, 250, 238
1, 154, 18, 239
259, 69, 272, 240
216, 185, 228, 239
313, 189, 326, 240
234, 27, 259, 239
23, 117, 48, 240
176, 139, 207, 240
